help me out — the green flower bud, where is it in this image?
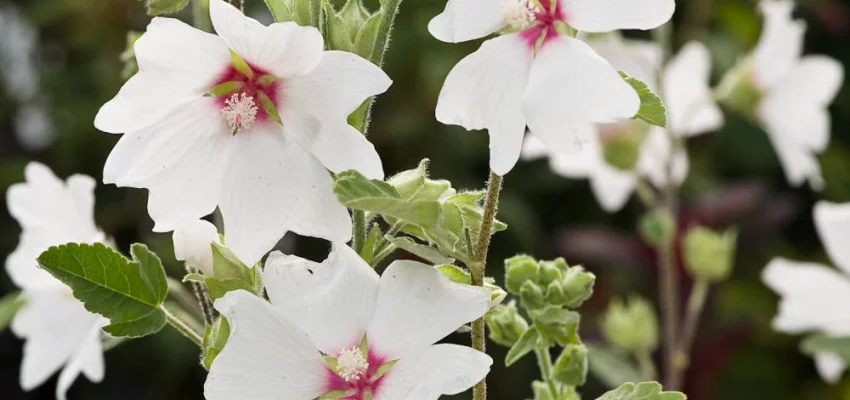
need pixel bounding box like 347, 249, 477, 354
561, 266, 595, 309
538, 259, 566, 286
485, 301, 529, 347
683, 226, 738, 282
545, 281, 566, 305
532, 307, 580, 346
601, 123, 649, 171
601, 296, 659, 353
506, 255, 540, 294
387, 159, 453, 201
531, 381, 556, 400
716, 58, 764, 117
552, 343, 589, 387
520, 280, 546, 310
638, 209, 675, 247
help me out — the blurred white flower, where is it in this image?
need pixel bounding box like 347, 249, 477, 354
522, 39, 721, 212
430, 0, 675, 175
763, 201, 850, 383
95, 0, 392, 265
5, 162, 108, 400
205, 245, 492, 400
173, 219, 221, 276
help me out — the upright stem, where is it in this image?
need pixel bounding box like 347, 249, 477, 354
534, 348, 559, 399
163, 305, 204, 347
670, 279, 710, 389
352, 211, 367, 253
471, 171, 504, 400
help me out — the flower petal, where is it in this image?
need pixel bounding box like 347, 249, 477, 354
56, 322, 106, 400
367, 260, 490, 360
663, 41, 723, 136
814, 352, 846, 384
562, 0, 675, 32
523, 36, 638, 157
587, 35, 661, 90
282, 51, 391, 179
764, 130, 823, 189
590, 163, 636, 212
220, 128, 351, 266
94, 18, 229, 134
814, 201, 850, 275
435, 33, 532, 175
752, 0, 805, 89
637, 127, 690, 188
205, 291, 328, 400
428, 0, 505, 43
762, 258, 850, 336
209, 0, 322, 78
173, 219, 221, 276
376, 344, 492, 399
263, 245, 379, 355
103, 98, 232, 233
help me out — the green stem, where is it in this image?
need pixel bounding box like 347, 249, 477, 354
669, 279, 710, 389
193, 0, 212, 32
166, 278, 203, 319
163, 304, 204, 347
534, 347, 559, 399
636, 349, 658, 381
352, 211, 367, 253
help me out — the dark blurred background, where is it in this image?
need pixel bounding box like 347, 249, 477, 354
2, 0, 850, 398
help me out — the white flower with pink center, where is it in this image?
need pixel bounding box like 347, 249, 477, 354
94, 0, 392, 266
429, 0, 675, 175
204, 245, 492, 400
6, 162, 109, 400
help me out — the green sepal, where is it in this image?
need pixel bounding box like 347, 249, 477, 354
207, 81, 245, 97
202, 317, 230, 370
230, 50, 254, 79
182, 273, 207, 283
257, 74, 278, 86
370, 359, 398, 382
619, 71, 667, 128
257, 91, 283, 125
317, 390, 357, 400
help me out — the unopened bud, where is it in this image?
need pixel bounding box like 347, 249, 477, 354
683, 226, 737, 282
532, 306, 580, 346
561, 266, 595, 309
486, 301, 529, 347
173, 219, 221, 276
506, 255, 540, 294
552, 343, 588, 387
716, 58, 763, 117
638, 209, 675, 247
601, 296, 659, 353
538, 259, 566, 286
601, 122, 648, 171
520, 280, 546, 310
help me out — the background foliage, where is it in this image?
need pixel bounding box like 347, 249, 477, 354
1, 0, 850, 398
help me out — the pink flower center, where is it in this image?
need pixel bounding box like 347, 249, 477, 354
514, 0, 566, 48
210, 60, 281, 132
324, 347, 390, 400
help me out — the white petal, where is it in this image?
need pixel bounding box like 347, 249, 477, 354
209, 0, 323, 78
663, 41, 723, 136
94, 18, 230, 134
56, 322, 106, 400
376, 344, 492, 400
759, 103, 825, 188
587, 35, 661, 90
814, 202, 850, 274
367, 260, 490, 360
545, 130, 601, 179
428, 0, 505, 43
815, 352, 846, 384
282, 51, 391, 179
172, 219, 221, 276
263, 245, 379, 355
435, 33, 532, 175
762, 258, 850, 336
103, 97, 232, 232
520, 134, 549, 161
752, 0, 805, 89
220, 128, 351, 266
205, 291, 328, 400
562, 0, 675, 32
590, 164, 636, 212
637, 127, 690, 187
523, 36, 638, 158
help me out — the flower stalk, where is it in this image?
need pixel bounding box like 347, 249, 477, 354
163, 304, 205, 347
669, 278, 709, 389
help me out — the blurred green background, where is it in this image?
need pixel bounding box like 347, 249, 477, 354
2, 0, 850, 398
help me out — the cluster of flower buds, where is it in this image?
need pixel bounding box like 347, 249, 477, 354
505, 255, 596, 311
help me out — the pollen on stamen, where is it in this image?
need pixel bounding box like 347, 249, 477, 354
502, 0, 539, 29
221, 92, 258, 132
336, 347, 369, 383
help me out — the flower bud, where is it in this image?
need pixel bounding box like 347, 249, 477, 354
387, 159, 453, 201
173, 219, 221, 276
485, 301, 529, 347
601, 122, 648, 171
716, 58, 763, 117
638, 209, 674, 247
520, 280, 546, 310
561, 266, 595, 309
532, 306, 579, 346
538, 259, 566, 286
683, 226, 737, 282
505, 255, 540, 294
601, 296, 658, 353
552, 343, 588, 387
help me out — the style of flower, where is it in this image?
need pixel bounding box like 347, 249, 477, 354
429, 0, 675, 175
173, 219, 221, 276
720, 0, 843, 188
5, 162, 108, 400
94, 0, 392, 266
522, 39, 721, 212
763, 201, 850, 383
204, 245, 492, 399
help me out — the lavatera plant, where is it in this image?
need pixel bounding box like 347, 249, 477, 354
0, 0, 690, 399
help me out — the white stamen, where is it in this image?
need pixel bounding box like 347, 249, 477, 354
502, 0, 539, 28
221, 93, 258, 132
336, 347, 369, 382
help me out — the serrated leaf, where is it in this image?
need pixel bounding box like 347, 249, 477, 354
37, 243, 168, 338
0, 291, 25, 332
334, 170, 441, 227
506, 327, 541, 366
146, 0, 189, 15
595, 381, 686, 400
389, 236, 454, 264
587, 344, 644, 388
620, 71, 667, 128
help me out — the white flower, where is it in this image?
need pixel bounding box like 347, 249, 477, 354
762, 201, 850, 383
204, 245, 492, 399
522, 40, 721, 212
5, 162, 108, 400
94, 0, 392, 265
745, 0, 843, 188
429, 0, 675, 175
173, 219, 221, 276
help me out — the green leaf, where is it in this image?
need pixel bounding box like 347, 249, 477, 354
354, 11, 383, 61
437, 264, 472, 284
334, 170, 441, 227
620, 71, 667, 128
37, 243, 168, 338
801, 334, 850, 363
202, 317, 230, 370
587, 344, 644, 388
359, 224, 384, 265
145, 0, 189, 15
595, 382, 686, 400
505, 327, 541, 366
205, 278, 257, 301
389, 236, 454, 264
0, 291, 25, 332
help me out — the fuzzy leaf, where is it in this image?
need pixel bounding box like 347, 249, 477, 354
334, 170, 441, 227
145, 0, 189, 16
596, 381, 686, 400
389, 236, 455, 264
620, 72, 667, 128
506, 327, 541, 366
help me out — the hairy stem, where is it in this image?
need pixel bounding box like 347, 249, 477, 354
352, 211, 367, 253
535, 347, 559, 399
166, 278, 203, 318
669, 279, 709, 389
471, 171, 504, 400
163, 304, 204, 347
